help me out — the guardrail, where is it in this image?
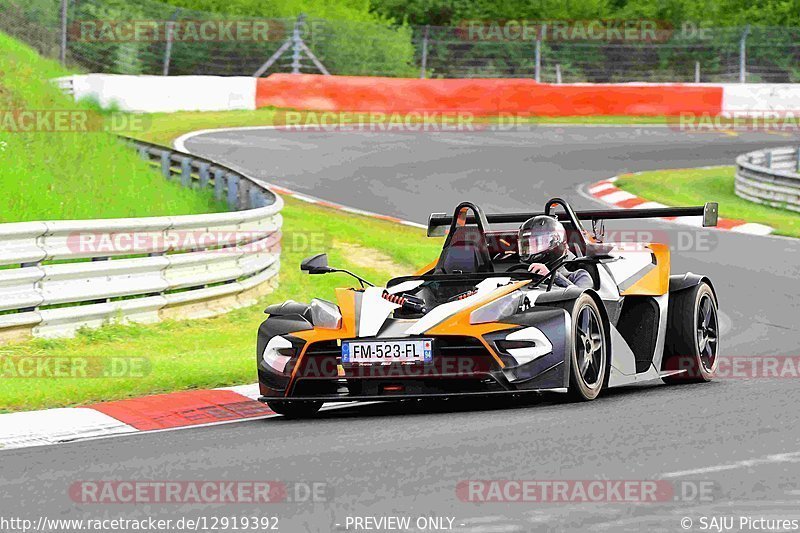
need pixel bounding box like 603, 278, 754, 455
0, 137, 283, 343
735, 146, 800, 213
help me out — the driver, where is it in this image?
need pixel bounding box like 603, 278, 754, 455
518, 215, 593, 289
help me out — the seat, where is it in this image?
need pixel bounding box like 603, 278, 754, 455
562, 260, 601, 290
435, 225, 494, 274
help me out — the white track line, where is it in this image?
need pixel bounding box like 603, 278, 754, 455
662, 451, 800, 478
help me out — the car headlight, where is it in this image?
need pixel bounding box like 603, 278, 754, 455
310, 299, 342, 329
470, 291, 524, 324
262, 335, 294, 373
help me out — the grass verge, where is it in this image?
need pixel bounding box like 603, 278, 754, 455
0, 196, 442, 412
615, 166, 800, 238
0, 32, 225, 222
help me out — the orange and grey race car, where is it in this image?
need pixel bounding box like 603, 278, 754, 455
257, 198, 721, 417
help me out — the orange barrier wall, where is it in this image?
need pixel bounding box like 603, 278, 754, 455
256, 74, 723, 116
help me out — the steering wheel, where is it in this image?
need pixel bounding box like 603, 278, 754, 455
506, 263, 533, 272
504, 262, 560, 290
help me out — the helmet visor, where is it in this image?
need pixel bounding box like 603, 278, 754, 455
518, 222, 566, 260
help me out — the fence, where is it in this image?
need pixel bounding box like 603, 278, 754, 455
4, 0, 800, 82
735, 147, 800, 213
0, 137, 283, 342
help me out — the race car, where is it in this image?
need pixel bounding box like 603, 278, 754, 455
257, 198, 720, 417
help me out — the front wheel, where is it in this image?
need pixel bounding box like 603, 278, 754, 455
267, 400, 323, 418
566, 294, 608, 401
662, 282, 719, 384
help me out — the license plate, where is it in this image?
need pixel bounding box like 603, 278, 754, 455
341, 339, 433, 363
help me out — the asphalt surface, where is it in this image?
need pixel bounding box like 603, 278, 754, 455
3, 126, 800, 533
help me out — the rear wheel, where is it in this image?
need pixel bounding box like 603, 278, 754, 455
566, 294, 608, 401
662, 282, 718, 384
266, 400, 323, 418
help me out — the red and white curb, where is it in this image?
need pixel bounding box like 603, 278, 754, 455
267, 184, 426, 229
587, 173, 774, 236
0, 384, 270, 450
0, 384, 364, 450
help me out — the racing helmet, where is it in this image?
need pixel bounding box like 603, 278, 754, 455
518, 215, 568, 267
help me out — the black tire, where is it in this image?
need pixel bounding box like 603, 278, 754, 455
662, 282, 719, 384
266, 400, 323, 418
565, 294, 608, 401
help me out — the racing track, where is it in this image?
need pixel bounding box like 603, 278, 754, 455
3, 126, 800, 532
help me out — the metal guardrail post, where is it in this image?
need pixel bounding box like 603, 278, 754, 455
766, 150, 772, 168
239, 180, 250, 209
198, 163, 210, 189
214, 168, 225, 200
534, 24, 545, 82
180, 157, 193, 188
291, 15, 304, 74
59, 0, 68, 65
420, 25, 429, 79
248, 188, 260, 209
739, 25, 750, 83
162, 9, 180, 76
160, 152, 172, 179
227, 174, 240, 209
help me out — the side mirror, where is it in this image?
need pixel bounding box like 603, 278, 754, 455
300, 253, 333, 274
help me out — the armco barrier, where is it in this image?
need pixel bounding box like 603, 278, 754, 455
255, 74, 724, 116
736, 146, 800, 213
0, 138, 282, 343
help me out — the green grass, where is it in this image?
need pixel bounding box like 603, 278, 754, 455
0, 196, 442, 412
130, 108, 281, 146
130, 108, 668, 147
0, 32, 226, 223
616, 166, 800, 238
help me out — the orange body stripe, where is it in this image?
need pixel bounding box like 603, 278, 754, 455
426, 280, 529, 368
414, 259, 438, 276
620, 243, 670, 296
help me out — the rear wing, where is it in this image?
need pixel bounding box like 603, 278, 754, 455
427, 202, 719, 237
